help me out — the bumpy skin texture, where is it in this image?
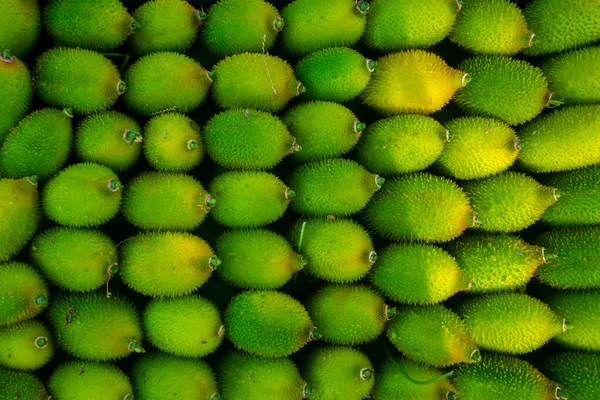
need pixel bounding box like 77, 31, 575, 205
287, 159, 381, 216
290, 218, 375, 283
295, 47, 372, 102
0, 320, 54, 371
123, 172, 212, 231
204, 109, 294, 170
356, 115, 446, 175
203, 0, 282, 57
517, 105, 600, 172
387, 305, 478, 367
120, 232, 215, 297
448, 233, 545, 293
130, 0, 201, 55
462, 172, 558, 233
225, 291, 314, 357
0, 56, 33, 143
132, 353, 218, 400
48, 292, 143, 361
124, 52, 211, 116
303, 346, 374, 400
216, 229, 304, 289
144, 296, 223, 357
362, 50, 466, 115
365, 0, 459, 51
0, 0, 40, 58
283, 101, 361, 162
44, 0, 134, 51
455, 56, 548, 125
0, 367, 48, 400
436, 117, 519, 180
144, 113, 203, 172
0, 262, 48, 327
213, 53, 300, 112
76, 111, 142, 172
363, 173, 474, 243
219, 351, 307, 400
209, 171, 291, 227
31, 228, 117, 292
0, 177, 39, 262
523, 0, 600, 55
454, 353, 559, 400
546, 291, 600, 351
370, 244, 467, 305
450, 0, 533, 55
43, 163, 121, 227
545, 352, 600, 400
280, 0, 367, 57
35, 48, 124, 115
0, 108, 72, 180
48, 362, 134, 400
457, 293, 564, 354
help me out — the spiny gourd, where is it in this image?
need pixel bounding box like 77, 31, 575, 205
456, 293, 564, 354
48, 361, 134, 400
212, 53, 301, 112
44, 0, 135, 51
0, 108, 72, 180
454, 56, 550, 125
203, 0, 283, 57
48, 291, 143, 361
31, 227, 117, 292
219, 351, 309, 400
0, 51, 33, 143
123, 172, 213, 231
517, 105, 600, 173
461, 172, 559, 233
435, 117, 520, 180
0, 0, 40, 58
143, 295, 223, 357
355, 114, 447, 176
225, 290, 316, 357
215, 229, 304, 290
0, 367, 48, 400
364, 0, 461, 51
282, 101, 363, 162
35, 48, 125, 115
120, 232, 218, 297
363, 173, 474, 243
280, 0, 368, 58
370, 243, 468, 305
143, 112, 204, 172
204, 108, 295, 170
0, 262, 48, 327
287, 158, 383, 217
43, 163, 122, 227
544, 351, 600, 400
449, 0, 534, 55
387, 305, 479, 367
130, 0, 203, 55
302, 346, 374, 400
294, 47, 374, 102
0, 319, 54, 371
75, 111, 142, 172
306, 284, 394, 345
0, 176, 39, 262
448, 233, 546, 293
289, 218, 376, 283
123, 52, 212, 116
209, 171, 292, 227
362, 50, 468, 115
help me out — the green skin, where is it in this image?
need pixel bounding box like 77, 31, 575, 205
0, 320, 54, 371
48, 362, 134, 400
48, 292, 143, 361
143, 112, 204, 172
204, 109, 295, 170
0, 367, 48, 400
546, 290, 600, 351
44, 0, 134, 51
0, 262, 48, 327
0, 0, 40, 58
31, 227, 117, 292
76, 111, 142, 172
0, 108, 72, 180
0, 54, 33, 143
544, 352, 600, 400
225, 291, 315, 358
